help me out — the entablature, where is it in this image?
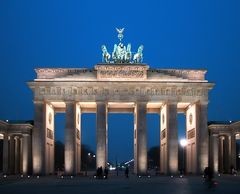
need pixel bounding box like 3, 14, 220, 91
34, 64, 209, 83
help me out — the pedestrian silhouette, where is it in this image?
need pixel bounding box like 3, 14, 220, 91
104, 167, 109, 179
125, 166, 129, 178
204, 166, 215, 188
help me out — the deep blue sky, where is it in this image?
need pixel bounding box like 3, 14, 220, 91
0, 0, 240, 163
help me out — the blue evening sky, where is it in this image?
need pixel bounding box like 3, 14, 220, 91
0, 0, 240, 163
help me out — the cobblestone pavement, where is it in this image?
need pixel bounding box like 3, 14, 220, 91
0, 173, 240, 194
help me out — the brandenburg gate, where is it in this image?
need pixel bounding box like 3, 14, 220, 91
27, 29, 214, 175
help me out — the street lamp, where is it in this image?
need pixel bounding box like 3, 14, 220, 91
180, 139, 187, 175
85, 153, 91, 176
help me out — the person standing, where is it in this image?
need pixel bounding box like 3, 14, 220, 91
104, 167, 109, 179
125, 166, 129, 178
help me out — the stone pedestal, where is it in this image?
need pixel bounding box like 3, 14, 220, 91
96, 102, 107, 169
134, 102, 147, 175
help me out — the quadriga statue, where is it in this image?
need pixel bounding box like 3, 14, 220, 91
101, 45, 111, 63
133, 45, 144, 63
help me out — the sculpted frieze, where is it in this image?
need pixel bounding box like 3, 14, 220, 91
95, 65, 149, 80
35, 86, 208, 98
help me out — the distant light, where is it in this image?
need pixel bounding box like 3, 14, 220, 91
180, 139, 187, 147
61, 175, 64, 179
124, 159, 134, 165
37, 176, 40, 179
230, 121, 232, 123
109, 166, 116, 171
171, 175, 174, 178
93, 155, 96, 158
148, 175, 151, 178
138, 175, 141, 178
218, 174, 221, 177
70, 176, 73, 179
6, 120, 8, 122
94, 175, 97, 179
20, 174, 23, 178
88, 153, 91, 156
27, 175, 30, 178
180, 175, 183, 178
3, 175, 7, 178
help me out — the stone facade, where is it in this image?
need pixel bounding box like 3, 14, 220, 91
4, 63, 234, 175
26, 63, 214, 175
0, 120, 33, 175
208, 121, 240, 174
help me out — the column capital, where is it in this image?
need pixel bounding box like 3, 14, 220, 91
161, 101, 178, 106
65, 101, 76, 105
96, 101, 108, 105
3, 132, 8, 136
14, 135, 21, 140
219, 135, 225, 140
167, 101, 178, 105
135, 101, 148, 104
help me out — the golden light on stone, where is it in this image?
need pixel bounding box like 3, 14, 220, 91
22, 29, 216, 176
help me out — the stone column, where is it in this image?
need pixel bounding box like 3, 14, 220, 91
45, 103, 55, 175
160, 103, 178, 175
196, 103, 209, 174
210, 135, 219, 174
3, 133, 8, 174
15, 136, 20, 174
231, 133, 236, 169
20, 137, 23, 173
65, 102, 77, 175
22, 134, 31, 175
96, 102, 107, 169
185, 103, 197, 174
32, 101, 46, 175
223, 135, 230, 173
76, 104, 81, 174
9, 135, 15, 174
218, 136, 224, 173
167, 103, 178, 174
134, 102, 147, 175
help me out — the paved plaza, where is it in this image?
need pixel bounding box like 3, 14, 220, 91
0, 173, 240, 194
